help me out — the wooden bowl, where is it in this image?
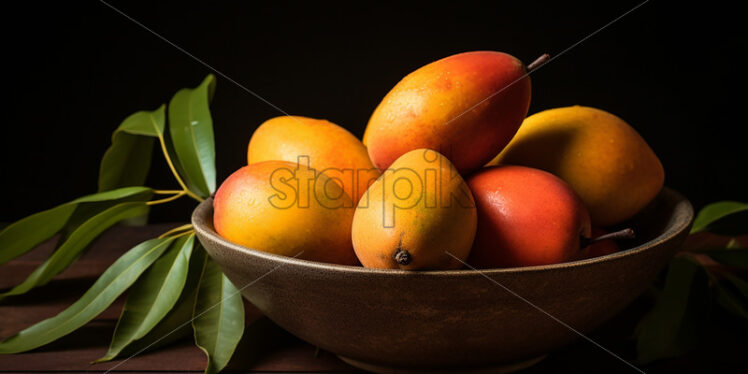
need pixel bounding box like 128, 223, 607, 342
193, 187, 693, 373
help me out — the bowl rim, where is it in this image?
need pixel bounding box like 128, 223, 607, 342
192, 187, 693, 276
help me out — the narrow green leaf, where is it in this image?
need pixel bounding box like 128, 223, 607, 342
70, 187, 153, 204
59, 187, 154, 246
114, 247, 207, 359
714, 279, 748, 320
691, 201, 748, 235
635, 257, 710, 363
723, 273, 748, 299
0, 237, 175, 353
193, 257, 244, 374
0, 202, 149, 301
98, 106, 166, 192
708, 248, 748, 270
96, 234, 195, 362
99, 134, 155, 192
0, 204, 76, 266
0, 187, 152, 267
168, 75, 217, 198
112, 107, 166, 137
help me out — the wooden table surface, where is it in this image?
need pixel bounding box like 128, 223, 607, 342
1, 224, 744, 373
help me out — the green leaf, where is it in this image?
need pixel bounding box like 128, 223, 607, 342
0, 187, 152, 267
635, 257, 710, 363
95, 234, 195, 362
168, 75, 217, 198
112, 246, 207, 360
0, 204, 76, 266
713, 272, 748, 320
192, 257, 244, 374
714, 283, 748, 320
0, 237, 175, 353
723, 273, 748, 299
111, 107, 166, 137
60, 187, 154, 246
99, 135, 155, 192
98, 106, 166, 192
708, 249, 748, 269
0, 202, 150, 301
70, 187, 153, 204
691, 201, 748, 235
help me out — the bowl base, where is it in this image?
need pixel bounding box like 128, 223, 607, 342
337, 355, 546, 374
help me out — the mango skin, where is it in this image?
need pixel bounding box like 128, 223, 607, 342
351, 149, 477, 270
490, 106, 665, 226
365, 51, 531, 175
248, 116, 380, 204
214, 161, 358, 265
467, 166, 591, 268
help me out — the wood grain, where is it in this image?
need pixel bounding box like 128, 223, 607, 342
0, 224, 356, 372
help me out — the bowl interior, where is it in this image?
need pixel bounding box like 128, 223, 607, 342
191, 187, 693, 369
193, 187, 693, 275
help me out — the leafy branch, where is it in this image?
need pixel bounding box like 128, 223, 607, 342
635, 201, 748, 363
0, 74, 243, 374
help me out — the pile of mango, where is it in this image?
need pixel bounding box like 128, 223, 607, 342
213, 51, 664, 270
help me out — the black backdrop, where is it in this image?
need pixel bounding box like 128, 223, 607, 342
2, 1, 746, 223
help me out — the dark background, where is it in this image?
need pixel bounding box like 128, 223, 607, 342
2, 1, 746, 223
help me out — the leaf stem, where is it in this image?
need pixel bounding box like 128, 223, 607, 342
153, 189, 184, 195
156, 134, 205, 203
159, 225, 195, 239
147, 191, 186, 206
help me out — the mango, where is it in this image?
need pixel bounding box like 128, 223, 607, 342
365, 51, 532, 174
214, 160, 358, 265
248, 116, 380, 204
490, 106, 664, 226
352, 149, 477, 270
467, 165, 591, 268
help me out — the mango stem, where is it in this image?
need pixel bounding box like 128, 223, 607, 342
527, 53, 550, 72
580, 228, 636, 248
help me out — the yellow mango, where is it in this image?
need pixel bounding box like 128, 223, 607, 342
490, 106, 664, 226
352, 149, 477, 270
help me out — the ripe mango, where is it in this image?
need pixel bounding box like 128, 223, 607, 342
490, 106, 664, 226
365, 51, 532, 174
214, 160, 358, 265
467, 165, 591, 268
351, 149, 477, 270
248, 116, 380, 204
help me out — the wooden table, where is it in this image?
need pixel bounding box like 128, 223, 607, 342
1, 224, 744, 373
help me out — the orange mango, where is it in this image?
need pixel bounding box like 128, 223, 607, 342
365, 51, 532, 174
214, 160, 358, 265
248, 116, 380, 204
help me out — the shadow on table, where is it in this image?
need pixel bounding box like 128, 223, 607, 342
1, 276, 100, 306
34, 319, 115, 352
225, 317, 296, 370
